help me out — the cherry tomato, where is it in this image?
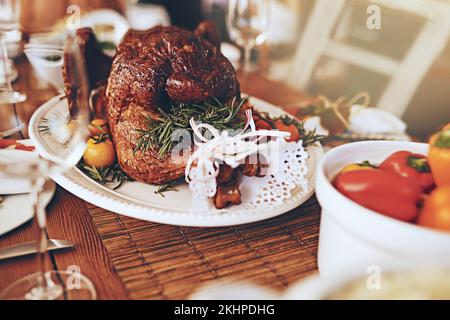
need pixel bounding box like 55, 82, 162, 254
83, 136, 116, 168
89, 118, 110, 137
255, 119, 273, 130
274, 120, 301, 142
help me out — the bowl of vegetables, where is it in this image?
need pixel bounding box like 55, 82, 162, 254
316, 125, 450, 276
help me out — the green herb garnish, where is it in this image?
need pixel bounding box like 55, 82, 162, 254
92, 133, 111, 144
99, 41, 116, 51
134, 97, 247, 158
154, 181, 179, 198
77, 162, 131, 190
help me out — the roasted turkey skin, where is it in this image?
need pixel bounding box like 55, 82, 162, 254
106, 25, 241, 185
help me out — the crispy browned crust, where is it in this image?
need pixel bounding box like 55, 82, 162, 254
106, 25, 240, 185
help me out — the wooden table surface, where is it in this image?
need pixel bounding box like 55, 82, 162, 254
0, 57, 320, 300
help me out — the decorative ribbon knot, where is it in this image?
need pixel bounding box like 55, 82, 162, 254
185, 109, 290, 190
318, 91, 370, 129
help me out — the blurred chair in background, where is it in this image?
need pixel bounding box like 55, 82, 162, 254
288, 0, 450, 135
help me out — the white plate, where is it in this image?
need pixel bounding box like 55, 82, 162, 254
29, 95, 323, 227
0, 180, 56, 237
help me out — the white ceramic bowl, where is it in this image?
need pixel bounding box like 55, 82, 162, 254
24, 48, 64, 92
316, 141, 450, 277
284, 267, 450, 300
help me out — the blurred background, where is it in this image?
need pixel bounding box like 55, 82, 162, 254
13, 0, 450, 138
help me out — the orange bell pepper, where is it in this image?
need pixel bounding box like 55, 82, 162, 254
428, 125, 450, 187
418, 186, 450, 232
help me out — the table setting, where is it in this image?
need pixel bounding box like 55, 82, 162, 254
0, 0, 450, 302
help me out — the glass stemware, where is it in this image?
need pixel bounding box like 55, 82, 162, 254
227, 0, 271, 73
0, 34, 95, 300
0, 0, 26, 104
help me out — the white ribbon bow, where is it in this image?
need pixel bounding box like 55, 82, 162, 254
185, 109, 290, 198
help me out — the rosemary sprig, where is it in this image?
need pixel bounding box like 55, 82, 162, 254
154, 181, 178, 198
300, 127, 326, 147
77, 162, 131, 190
134, 97, 247, 158
92, 133, 111, 144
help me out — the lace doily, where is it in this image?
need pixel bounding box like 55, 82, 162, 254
244, 140, 309, 208
185, 110, 310, 212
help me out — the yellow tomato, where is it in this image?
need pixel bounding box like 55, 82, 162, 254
83, 137, 116, 168
89, 118, 110, 137
418, 186, 450, 232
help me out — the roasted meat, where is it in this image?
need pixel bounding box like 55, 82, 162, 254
194, 20, 222, 49
63, 28, 112, 113
214, 179, 242, 209
106, 25, 240, 185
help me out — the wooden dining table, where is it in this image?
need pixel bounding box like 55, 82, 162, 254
0, 56, 322, 300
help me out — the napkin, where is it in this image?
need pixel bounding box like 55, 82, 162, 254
349, 105, 407, 135
0, 140, 39, 195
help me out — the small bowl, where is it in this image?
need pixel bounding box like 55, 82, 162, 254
316, 141, 450, 277
24, 48, 64, 92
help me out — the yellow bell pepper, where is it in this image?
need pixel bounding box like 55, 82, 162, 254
428, 124, 450, 187
340, 161, 376, 174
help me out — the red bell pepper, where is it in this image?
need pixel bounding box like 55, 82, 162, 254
334, 169, 422, 222
379, 151, 435, 192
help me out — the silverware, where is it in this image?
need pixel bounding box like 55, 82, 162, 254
0, 239, 74, 261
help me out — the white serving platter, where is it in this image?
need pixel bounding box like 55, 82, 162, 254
29, 95, 323, 227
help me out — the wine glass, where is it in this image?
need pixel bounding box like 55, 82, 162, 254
0, 34, 96, 300
227, 0, 271, 72
0, 0, 27, 104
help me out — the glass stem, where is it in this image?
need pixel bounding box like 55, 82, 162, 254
25, 165, 63, 300
32, 176, 48, 290
0, 31, 12, 91
243, 44, 253, 74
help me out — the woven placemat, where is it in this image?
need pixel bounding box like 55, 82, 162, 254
86, 197, 321, 300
